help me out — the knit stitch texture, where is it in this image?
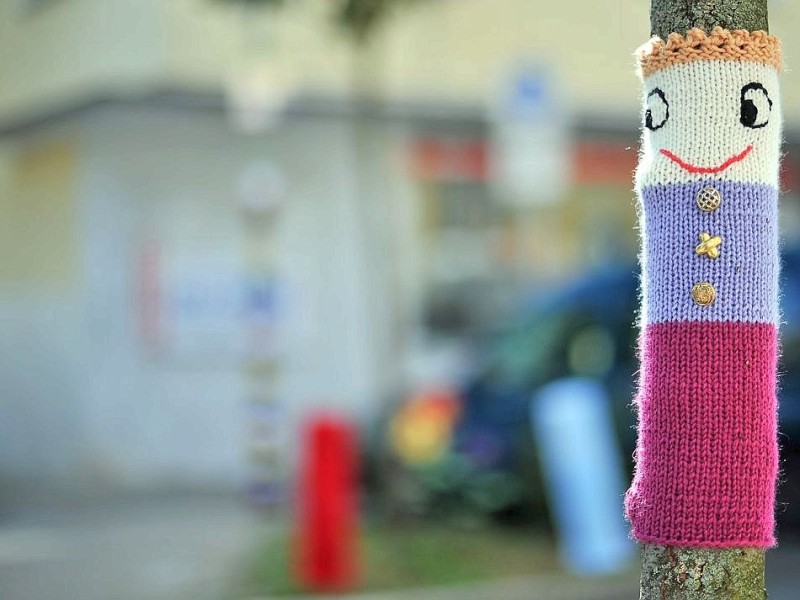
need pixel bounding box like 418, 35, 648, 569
638, 27, 781, 78
641, 180, 779, 325
625, 29, 782, 548
627, 322, 778, 547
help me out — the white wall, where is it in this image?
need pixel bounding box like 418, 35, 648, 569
0, 103, 416, 497
3, 0, 800, 127
0, 124, 90, 498
0, 0, 163, 124
77, 107, 248, 490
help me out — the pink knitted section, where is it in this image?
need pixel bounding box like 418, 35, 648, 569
625, 321, 778, 548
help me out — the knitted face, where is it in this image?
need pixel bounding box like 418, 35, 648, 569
637, 58, 782, 188
625, 28, 782, 549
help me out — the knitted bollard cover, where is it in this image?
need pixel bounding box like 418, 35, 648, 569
625, 27, 782, 548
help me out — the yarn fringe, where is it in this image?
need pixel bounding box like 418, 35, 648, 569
637, 27, 781, 78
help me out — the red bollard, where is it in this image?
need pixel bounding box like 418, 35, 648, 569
294, 413, 360, 592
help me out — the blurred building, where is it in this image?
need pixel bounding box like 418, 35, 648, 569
1, 0, 800, 502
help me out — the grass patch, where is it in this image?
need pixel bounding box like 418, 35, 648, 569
241, 524, 559, 596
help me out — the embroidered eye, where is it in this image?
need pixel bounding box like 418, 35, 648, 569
740, 83, 772, 129
645, 88, 669, 131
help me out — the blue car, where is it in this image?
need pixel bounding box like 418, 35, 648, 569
453, 248, 800, 531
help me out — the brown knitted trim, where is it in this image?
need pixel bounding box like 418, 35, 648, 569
638, 27, 781, 78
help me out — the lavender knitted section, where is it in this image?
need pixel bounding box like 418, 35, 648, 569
641, 180, 779, 325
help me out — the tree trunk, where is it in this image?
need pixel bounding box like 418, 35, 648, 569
650, 0, 768, 39
640, 545, 766, 599
640, 2, 770, 599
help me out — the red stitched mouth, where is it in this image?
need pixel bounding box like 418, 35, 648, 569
659, 145, 753, 174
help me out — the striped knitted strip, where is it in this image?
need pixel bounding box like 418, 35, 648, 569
625, 30, 782, 548
641, 181, 779, 324
626, 322, 778, 548
635, 60, 782, 189
638, 27, 781, 78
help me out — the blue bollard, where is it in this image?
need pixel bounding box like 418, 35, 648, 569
530, 377, 635, 574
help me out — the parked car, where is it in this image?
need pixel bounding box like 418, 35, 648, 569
448, 246, 800, 533
373, 248, 800, 531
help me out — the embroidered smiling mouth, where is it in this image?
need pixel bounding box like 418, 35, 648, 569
659, 145, 754, 174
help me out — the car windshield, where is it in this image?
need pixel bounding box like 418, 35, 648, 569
481, 311, 571, 388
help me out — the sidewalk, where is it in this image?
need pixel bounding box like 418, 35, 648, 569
0, 494, 797, 600
0, 493, 268, 600
252, 573, 639, 600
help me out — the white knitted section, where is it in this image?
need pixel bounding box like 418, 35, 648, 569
636, 59, 782, 190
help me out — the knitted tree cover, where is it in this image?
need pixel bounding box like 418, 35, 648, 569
625, 27, 782, 548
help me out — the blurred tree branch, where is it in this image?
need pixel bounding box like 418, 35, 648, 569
213, 0, 435, 43
335, 0, 432, 43
214, 0, 285, 7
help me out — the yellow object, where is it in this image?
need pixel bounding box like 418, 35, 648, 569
696, 232, 722, 259
390, 416, 450, 465
389, 391, 460, 465
0, 141, 78, 289
692, 282, 717, 306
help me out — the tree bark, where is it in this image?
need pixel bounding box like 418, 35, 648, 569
640, 545, 766, 599
640, 2, 770, 599
650, 0, 768, 39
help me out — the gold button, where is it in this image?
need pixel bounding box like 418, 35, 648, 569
692, 282, 717, 306
696, 187, 722, 212
696, 232, 722, 259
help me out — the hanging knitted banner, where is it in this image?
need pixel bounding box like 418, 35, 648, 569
625, 27, 782, 548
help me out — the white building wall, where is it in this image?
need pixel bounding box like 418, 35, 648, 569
0, 103, 416, 496
4, 0, 800, 126
0, 125, 90, 497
